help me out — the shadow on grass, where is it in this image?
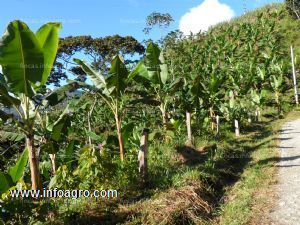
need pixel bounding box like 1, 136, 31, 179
276, 164, 300, 167
257, 155, 300, 165
43, 119, 282, 224
175, 145, 216, 166
60, 210, 141, 225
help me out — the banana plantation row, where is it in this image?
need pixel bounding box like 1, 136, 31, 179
0, 9, 294, 193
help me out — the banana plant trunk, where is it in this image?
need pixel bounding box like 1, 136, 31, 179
255, 108, 261, 122
87, 111, 92, 147
49, 154, 56, 174
87, 99, 97, 152
26, 135, 42, 190
234, 119, 240, 137
138, 128, 149, 185
210, 107, 215, 131
278, 106, 282, 116
248, 112, 252, 123
216, 115, 220, 134
115, 115, 125, 161
160, 103, 168, 125
186, 111, 192, 145
275, 92, 281, 115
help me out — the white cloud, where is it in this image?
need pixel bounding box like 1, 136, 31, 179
179, 0, 235, 35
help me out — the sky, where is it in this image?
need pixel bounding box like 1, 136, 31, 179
0, 0, 283, 41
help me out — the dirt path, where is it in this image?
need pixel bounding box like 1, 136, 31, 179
269, 119, 300, 225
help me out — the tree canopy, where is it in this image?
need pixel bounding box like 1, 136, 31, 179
286, 0, 300, 19
48, 35, 145, 86
143, 12, 174, 34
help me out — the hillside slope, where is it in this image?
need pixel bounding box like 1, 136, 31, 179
212, 3, 300, 66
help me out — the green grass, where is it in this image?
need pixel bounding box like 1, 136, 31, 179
216, 109, 300, 225
5, 103, 298, 225
30, 100, 299, 225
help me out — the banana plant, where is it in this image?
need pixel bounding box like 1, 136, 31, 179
196, 72, 224, 131
129, 42, 182, 125
74, 55, 129, 161
40, 106, 72, 174
249, 89, 267, 122
0, 21, 61, 190
270, 73, 284, 115
1, 81, 80, 176
162, 36, 196, 143
220, 90, 246, 137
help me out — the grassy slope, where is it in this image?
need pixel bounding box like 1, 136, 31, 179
213, 3, 300, 224
39, 3, 300, 225
123, 3, 300, 224
44, 105, 299, 225
216, 108, 300, 225
215, 3, 300, 66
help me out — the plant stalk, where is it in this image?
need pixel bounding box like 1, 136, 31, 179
235, 119, 240, 137
186, 111, 192, 145
160, 103, 168, 125
115, 114, 125, 161
26, 135, 42, 190
49, 154, 56, 174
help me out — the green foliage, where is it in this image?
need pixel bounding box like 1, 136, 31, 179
50, 146, 139, 191
49, 35, 144, 86
44, 81, 80, 106
0, 20, 62, 118
106, 55, 129, 98
73, 59, 106, 90
74, 148, 115, 189
130, 42, 169, 86
165, 7, 286, 126
122, 122, 135, 145
0, 131, 24, 142
74, 55, 131, 160
220, 91, 246, 122
8, 148, 29, 183
0, 21, 44, 96
74, 55, 129, 99
48, 113, 71, 142
0, 20, 63, 190
1, 3, 300, 224
270, 74, 284, 114
130, 42, 183, 125
0, 81, 21, 107
0, 148, 28, 194
0, 21, 61, 96
36, 22, 62, 86
0, 172, 13, 194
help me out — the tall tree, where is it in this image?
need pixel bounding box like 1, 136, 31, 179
286, 0, 300, 19
143, 12, 174, 35
48, 35, 145, 86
